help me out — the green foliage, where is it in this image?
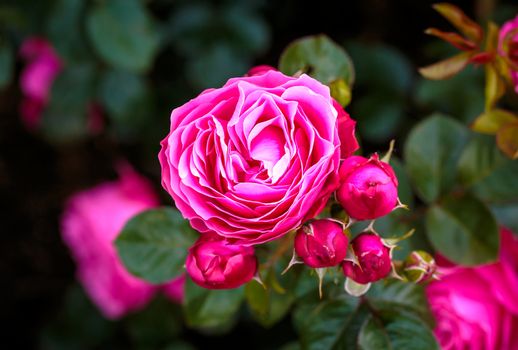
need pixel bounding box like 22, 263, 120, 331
86, 0, 160, 72
41, 63, 97, 141
183, 276, 244, 331
426, 193, 499, 265
404, 114, 469, 203
115, 207, 197, 284
457, 134, 518, 203
279, 35, 355, 87
0, 39, 13, 89
345, 42, 413, 143
293, 281, 438, 350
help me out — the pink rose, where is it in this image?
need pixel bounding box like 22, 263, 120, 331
186, 234, 257, 289
19, 37, 62, 129
499, 15, 518, 94
342, 232, 392, 284
336, 154, 398, 220
294, 219, 348, 268
426, 228, 518, 350
159, 70, 357, 245
61, 164, 183, 319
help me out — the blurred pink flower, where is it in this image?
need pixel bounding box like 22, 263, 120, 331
18, 37, 104, 133
499, 15, 518, 94
426, 228, 518, 350
61, 164, 183, 319
19, 37, 62, 129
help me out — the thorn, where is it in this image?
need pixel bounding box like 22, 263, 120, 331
253, 274, 266, 289
281, 249, 302, 275
381, 140, 395, 163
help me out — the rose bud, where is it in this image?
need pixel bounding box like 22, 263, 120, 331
246, 65, 277, 76
186, 234, 258, 289
342, 232, 392, 284
294, 219, 348, 268
402, 250, 437, 284
336, 154, 398, 221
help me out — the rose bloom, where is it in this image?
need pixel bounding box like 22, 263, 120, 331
499, 15, 518, 94
159, 69, 358, 245
61, 164, 183, 319
426, 228, 518, 350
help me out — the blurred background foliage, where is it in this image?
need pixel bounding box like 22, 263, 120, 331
1, 0, 518, 349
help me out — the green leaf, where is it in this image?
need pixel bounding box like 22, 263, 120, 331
279, 35, 355, 87
46, 0, 91, 62
457, 134, 518, 202
425, 193, 499, 265
294, 281, 438, 350
39, 285, 116, 349
360, 306, 439, 350
491, 203, 518, 233
41, 63, 96, 141
0, 40, 13, 89
98, 68, 154, 137
358, 316, 391, 349
415, 65, 484, 124
125, 296, 182, 347
245, 258, 298, 328
183, 276, 244, 330
404, 114, 469, 203
86, 0, 160, 72
345, 42, 413, 95
115, 207, 197, 284
353, 95, 405, 143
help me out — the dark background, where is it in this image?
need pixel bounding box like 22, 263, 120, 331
1, 0, 513, 348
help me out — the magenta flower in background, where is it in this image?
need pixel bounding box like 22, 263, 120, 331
61, 164, 183, 319
499, 15, 518, 94
19, 37, 62, 129
426, 228, 518, 350
160, 69, 358, 245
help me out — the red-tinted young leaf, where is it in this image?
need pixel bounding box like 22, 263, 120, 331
501, 28, 518, 71
419, 51, 472, 80
496, 122, 518, 159
433, 3, 483, 44
469, 52, 494, 65
425, 28, 478, 51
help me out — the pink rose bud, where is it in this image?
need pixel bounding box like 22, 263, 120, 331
246, 65, 277, 76
186, 234, 258, 289
294, 219, 348, 268
342, 232, 392, 284
403, 250, 437, 284
336, 154, 398, 220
